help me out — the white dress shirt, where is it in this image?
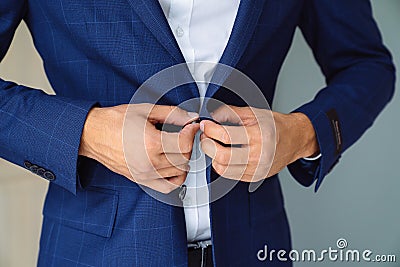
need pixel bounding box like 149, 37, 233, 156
158, 0, 241, 242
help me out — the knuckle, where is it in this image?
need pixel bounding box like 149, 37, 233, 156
180, 142, 192, 153
216, 151, 229, 164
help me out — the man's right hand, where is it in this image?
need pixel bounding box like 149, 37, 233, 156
79, 104, 199, 194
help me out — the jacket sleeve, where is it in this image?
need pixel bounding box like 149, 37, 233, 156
287, 0, 396, 191
0, 1, 97, 195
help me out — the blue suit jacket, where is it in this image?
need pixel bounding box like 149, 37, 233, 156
0, 0, 395, 266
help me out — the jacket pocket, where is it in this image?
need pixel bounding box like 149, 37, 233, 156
43, 184, 118, 238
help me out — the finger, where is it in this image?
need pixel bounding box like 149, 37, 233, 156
151, 153, 190, 169
160, 123, 199, 153
141, 177, 184, 194
212, 162, 269, 183
200, 135, 250, 165
147, 174, 187, 194
211, 105, 255, 124
148, 105, 198, 126
205, 141, 272, 183
213, 162, 268, 174
200, 120, 249, 145
212, 161, 246, 180
136, 164, 189, 180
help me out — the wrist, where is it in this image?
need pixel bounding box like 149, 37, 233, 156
290, 112, 320, 160
79, 107, 103, 160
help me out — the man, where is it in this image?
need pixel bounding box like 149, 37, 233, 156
0, 0, 395, 266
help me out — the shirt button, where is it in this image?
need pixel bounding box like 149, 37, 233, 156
179, 184, 187, 201
176, 26, 184, 37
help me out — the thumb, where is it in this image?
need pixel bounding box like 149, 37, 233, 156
177, 123, 200, 153
180, 123, 200, 138
149, 105, 198, 126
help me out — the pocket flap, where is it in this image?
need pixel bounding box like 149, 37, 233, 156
43, 184, 118, 238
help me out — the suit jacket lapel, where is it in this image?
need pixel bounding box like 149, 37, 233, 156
127, 0, 185, 63
127, 0, 266, 110
205, 0, 266, 99
127, 0, 201, 109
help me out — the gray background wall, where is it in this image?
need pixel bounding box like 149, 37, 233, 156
0, 1, 399, 266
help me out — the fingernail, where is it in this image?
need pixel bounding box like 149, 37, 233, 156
187, 112, 199, 119
200, 121, 204, 132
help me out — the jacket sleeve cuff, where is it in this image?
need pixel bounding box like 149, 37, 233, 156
287, 100, 341, 192
49, 98, 98, 195
20, 96, 98, 195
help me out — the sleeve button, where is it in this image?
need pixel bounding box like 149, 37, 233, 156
24, 161, 32, 169
37, 168, 46, 176
29, 165, 39, 174
44, 171, 56, 181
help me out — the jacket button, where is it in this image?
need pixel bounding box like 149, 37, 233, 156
24, 161, 32, 169
179, 185, 187, 201
44, 171, 55, 181
29, 165, 39, 174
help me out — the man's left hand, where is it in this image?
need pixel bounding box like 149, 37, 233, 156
200, 105, 320, 183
